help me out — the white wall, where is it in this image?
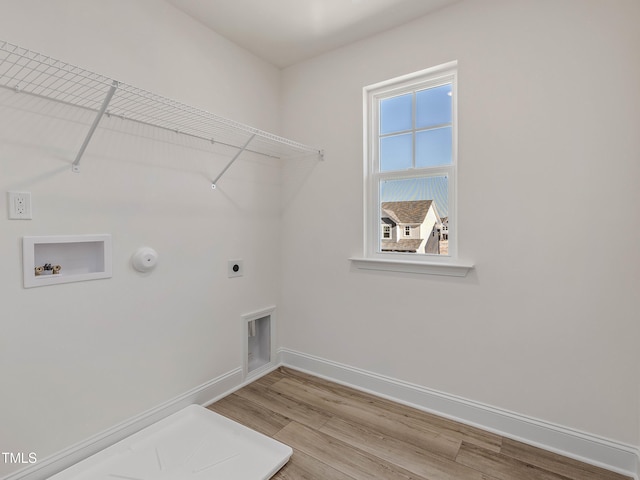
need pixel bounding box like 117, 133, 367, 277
280, 0, 640, 450
0, 1, 282, 477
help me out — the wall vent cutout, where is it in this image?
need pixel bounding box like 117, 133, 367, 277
242, 306, 276, 379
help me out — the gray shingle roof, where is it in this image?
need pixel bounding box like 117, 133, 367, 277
381, 200, 433, 224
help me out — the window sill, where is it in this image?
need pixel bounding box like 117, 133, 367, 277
349, 257, 474, 277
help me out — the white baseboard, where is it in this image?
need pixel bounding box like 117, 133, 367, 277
278, 348, 639, 480
2, 368, 243, 480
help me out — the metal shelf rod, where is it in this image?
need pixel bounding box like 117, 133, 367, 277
211, 134, 256, 189
71, 80, 118, 172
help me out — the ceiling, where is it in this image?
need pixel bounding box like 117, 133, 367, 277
165, 0, 459, 68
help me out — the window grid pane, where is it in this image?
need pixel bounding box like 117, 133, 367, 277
377, 82, 452, 173
416, 127, 452, 167
380, 93, 413, 135
380, 133, 412, 171
416, 84, 452, 128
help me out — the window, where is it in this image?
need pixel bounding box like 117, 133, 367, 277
354, 61, 471, 276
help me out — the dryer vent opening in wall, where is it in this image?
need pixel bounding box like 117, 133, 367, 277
242, 307, 276, 379
248, 315, 270, 373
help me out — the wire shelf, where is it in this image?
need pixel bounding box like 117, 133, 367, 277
0, 40, 323, 176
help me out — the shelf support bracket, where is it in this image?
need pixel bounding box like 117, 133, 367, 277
72, 80, 119, 173
211, 134, 256, 189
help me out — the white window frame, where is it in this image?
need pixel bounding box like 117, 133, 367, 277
350, 61, 473, 277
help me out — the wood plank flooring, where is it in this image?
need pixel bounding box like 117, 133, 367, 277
207, 367, 631, 480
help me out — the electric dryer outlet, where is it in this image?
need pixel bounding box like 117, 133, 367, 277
228, 260, 244, 278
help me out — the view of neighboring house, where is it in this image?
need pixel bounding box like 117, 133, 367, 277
440, 216, 448, 240
381, 200, 441, 254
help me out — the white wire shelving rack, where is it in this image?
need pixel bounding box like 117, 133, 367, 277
0, 40, 323, 188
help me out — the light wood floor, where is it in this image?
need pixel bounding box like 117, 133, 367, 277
207, 367, 630, 480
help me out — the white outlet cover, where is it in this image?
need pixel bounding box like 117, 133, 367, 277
8, 191, 32, 219
228, 259, 244, 278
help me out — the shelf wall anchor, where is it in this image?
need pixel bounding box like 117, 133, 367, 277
211, 134, 256, 189
71, 80, 119, 173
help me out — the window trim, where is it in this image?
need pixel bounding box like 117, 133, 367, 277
349, 256, 473, 277
352, 61, 473, 277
